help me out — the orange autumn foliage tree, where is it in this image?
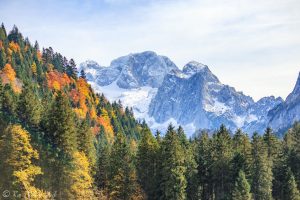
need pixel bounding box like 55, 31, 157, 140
70, 89, 80, 104
89, 106, 97, 120
2, 63, 16, 81
9, 41, 20, 53
77, 78, 90, 98
46, 70, 71, 90
71, 78, 94, 119
0, 63, 22, 93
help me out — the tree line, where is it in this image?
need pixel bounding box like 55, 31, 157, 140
133, 124, 300, 200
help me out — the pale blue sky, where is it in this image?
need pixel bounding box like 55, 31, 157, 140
1, 0, 300, 100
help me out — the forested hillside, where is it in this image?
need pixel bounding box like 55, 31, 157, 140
0, 24, 144, 199
0, 24, 300, 200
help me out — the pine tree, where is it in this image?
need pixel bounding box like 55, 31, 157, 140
66, 58, 78, 79
177, 127, 198, 200
95, 131, 111, 193
45, 91, 77, 155
1, 84, 17, 119
272, 157, 287, 200
80, 69, 87, 80
211, 124, 233, 199
154, 129, 164, 199
42, 47, 54, 64
230, 152, 248, 192
185, 144, 199, 200
109, 133, 140, 200
160, 124, 187, 200
286, 122, 300, 187
8, 25, 23, 43
231, 129, 252, 193
44, 91, 78, 199
137, 127, 159, 199
155, 130, 162, 144
232, 170, 252, 200
283, 168, 300, 200
251, 133, 273, 200
263, 127, 280, 160
34, 41, 39, 51
0, 48, 6, 69
18, 83, 42, 127
177, 125, 188, 146
77, 119, 96, 168
0, 23, 7, 40
197, 131, 213, 199
233, 129, 252, 159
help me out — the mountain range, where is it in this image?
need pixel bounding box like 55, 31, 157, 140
80, 51, 300, 136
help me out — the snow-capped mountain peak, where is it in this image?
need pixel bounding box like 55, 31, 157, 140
80, 60, 103, 70
183, 61, 208, 74
182, 61, 220, 83
81, 51, 179, 89
80, 52, 298, 136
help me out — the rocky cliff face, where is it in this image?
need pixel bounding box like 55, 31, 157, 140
148, 61, 282, 133
268, 73, 300, 134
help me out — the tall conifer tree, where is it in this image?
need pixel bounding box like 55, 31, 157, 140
211, 124, 233, 199
160, 124, 187, 200
232, 170, 252, 200
109, 133, 140, 200
197, 131, 213, 199
137, 127, 160, 200
251, 133, 273, 200
18, 83, 42, 127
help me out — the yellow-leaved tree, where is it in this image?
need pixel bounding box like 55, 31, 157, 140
0, 124, 50, 199
70, 151, 96, 200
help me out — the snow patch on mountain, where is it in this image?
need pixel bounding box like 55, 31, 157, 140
203, 98, 230, 115
90, 81, 199, 135
90, 81, 157, 119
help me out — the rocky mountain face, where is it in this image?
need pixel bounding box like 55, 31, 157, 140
242, 96, 284, 134
81, 51, 178, 89
267, 73, 300, 134
148, 61, 283, 134
80, 51, 298, 136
